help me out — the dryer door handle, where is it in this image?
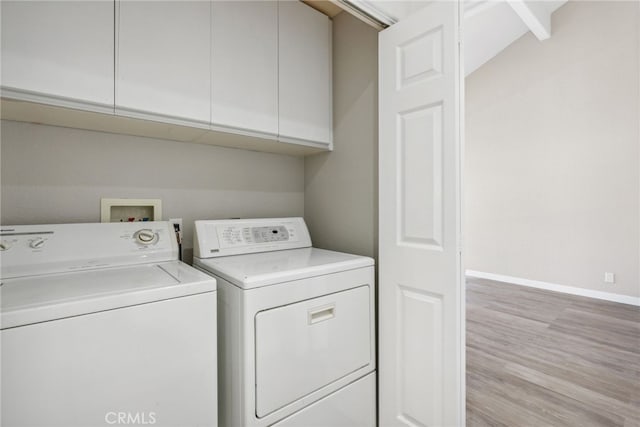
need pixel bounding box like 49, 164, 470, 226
308, 304, 336, 325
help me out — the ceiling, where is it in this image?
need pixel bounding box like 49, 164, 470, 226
303, 0, 567, 76
464, 0, 567, 74
302, 0, 344, 17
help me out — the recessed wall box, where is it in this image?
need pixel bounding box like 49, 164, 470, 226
100, 198, 162, 223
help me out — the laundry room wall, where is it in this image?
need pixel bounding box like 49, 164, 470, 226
0, 120, 305, 263
464, 1, 640, 298
304, 11, 378, 259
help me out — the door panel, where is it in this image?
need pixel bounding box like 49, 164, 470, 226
211, 1, 278, 136
1, 293, 217, 427
116, 1, 210, 124
1, 1, 114, 107
255, 286, 372, 417
379, 2, 464, 426
397, 286, 443, 426
271, 373, 376, 427
278, 0, 332, 145
398, 103, 444, 249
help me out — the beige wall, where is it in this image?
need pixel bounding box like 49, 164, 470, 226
465, 1, 640, 297
304, 11, 378, 258
1, 120, 304, 262
0, 11, 377, 264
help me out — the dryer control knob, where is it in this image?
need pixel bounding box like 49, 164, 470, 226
134, 229, 157, 245
29, 237, 45, 249
0, 240, 11, 251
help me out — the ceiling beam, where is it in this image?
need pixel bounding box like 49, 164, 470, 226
508, 0, 552, 40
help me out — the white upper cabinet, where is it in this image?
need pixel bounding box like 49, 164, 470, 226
0, 1, 114, 110
278, 1, 332, 146
211, 1, 278, 137
1, 0, 333, 155
116, 1, 211, 125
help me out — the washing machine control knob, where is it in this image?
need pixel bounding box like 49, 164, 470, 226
134, 229, 157, 245
29, 237, 45, 249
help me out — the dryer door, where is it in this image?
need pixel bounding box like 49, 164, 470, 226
254, 285, 372, 417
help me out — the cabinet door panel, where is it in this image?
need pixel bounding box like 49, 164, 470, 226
1, 1, 114, 107
278, 1, 332, 145
212, 1, 278, 136
116, 1, 210, 124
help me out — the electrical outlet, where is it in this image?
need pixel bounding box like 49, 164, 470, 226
604, 272, 615, 284
169, 218, 183, 231
169, 218, 183, 245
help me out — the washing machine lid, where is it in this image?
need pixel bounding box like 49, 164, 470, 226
1, 261, 216, 329
193, 247, 373, 289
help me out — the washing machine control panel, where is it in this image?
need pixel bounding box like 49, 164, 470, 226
0, 232, 54, 255
194, 218, 312, 258
1, 221, 178, 279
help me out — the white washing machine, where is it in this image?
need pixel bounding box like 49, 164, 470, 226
0, 221, 218, 427
193, 217, 376, 427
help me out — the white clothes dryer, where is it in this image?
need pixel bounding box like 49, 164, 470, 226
0, 221, 217, 427
193, 217, 376, 427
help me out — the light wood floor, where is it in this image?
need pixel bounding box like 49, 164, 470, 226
466, 278, 640, 427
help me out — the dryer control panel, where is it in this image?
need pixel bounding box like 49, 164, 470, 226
194, 218, 311, 258
219, 224, 297, 246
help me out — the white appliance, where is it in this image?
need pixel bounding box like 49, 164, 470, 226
0, 221, 218, 427
193, 217, 376, 427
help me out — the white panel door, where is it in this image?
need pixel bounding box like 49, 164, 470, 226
211, 1, 278, 137
0, 1, 114, 109
278, 0, 332, 146
116, 0, 210, 125
379, 2, 464, 426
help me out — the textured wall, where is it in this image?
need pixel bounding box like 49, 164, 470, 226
1, 120, 305, 262
304, 11, 378, 258
465, 1, 640, 297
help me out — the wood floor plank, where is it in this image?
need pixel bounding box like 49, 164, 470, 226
549, 309, 640, 353
502, 362, 640, 423
469, 314, 640, 385
468, 367, 625, 426
467, 278, 640, 427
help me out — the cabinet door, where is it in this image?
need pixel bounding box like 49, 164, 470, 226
211, 1, 278, 137
278, 1, 332, 145
1, 1, 114, 109
116, 1, 210, 125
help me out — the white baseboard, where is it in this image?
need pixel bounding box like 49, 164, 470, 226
465, 270, 640, 307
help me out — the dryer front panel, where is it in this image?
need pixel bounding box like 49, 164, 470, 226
254, 285, 372, 417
